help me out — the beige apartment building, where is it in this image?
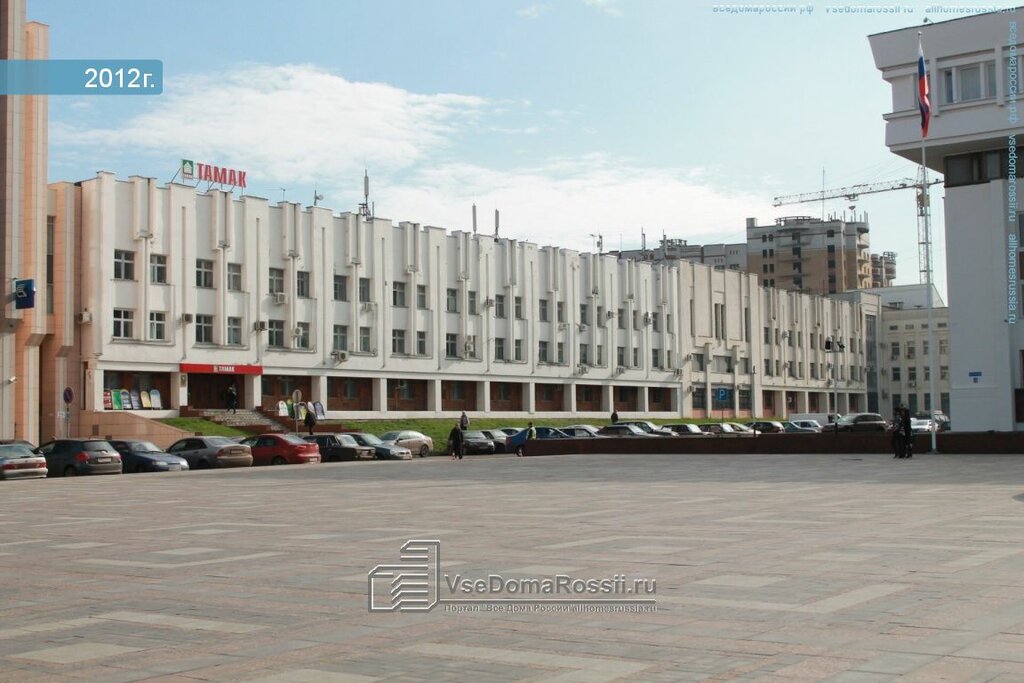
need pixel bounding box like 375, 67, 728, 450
0, 0, 48, 442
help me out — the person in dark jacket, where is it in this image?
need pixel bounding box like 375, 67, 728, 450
448, 423, 464, 460
303, 407, 317, 436
226, 385, 238, 414
900, 406, 913, 458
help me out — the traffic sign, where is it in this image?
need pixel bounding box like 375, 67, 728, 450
716, 388, 729, 403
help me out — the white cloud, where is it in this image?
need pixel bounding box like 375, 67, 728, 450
582, 0, 622, 17
517, 4, 550, 19
53, 64, 487, 185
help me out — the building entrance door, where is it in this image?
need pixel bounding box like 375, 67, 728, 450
188, 374, 241, 409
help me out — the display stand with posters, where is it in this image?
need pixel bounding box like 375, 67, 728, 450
313, 401, 326, 419
111, 390, 123, 410
276, 400, 288, 416
140, 390, 152, 409
119, 389, 132, 409
129, 389, 142, 410
149, 389, 163, 410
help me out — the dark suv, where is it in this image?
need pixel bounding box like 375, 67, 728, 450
829, 413, 889, 432
36, 439, 123, 477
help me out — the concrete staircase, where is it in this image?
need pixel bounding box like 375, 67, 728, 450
193, 408, 287, 434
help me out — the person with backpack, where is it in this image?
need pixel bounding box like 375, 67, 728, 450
448, 422, 464, 460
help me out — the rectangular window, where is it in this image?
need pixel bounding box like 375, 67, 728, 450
514, 296, 523, 319
693, 353, 706, 372
149, 254, 166, 284
891, 343, 900, 361
495, 295, 506, 318
359, 277, 371, 303
617, 308, 625, 330
579, 304, 589, 325
417, 285, 428, 309
539, 340, 549, 362
446, 288, 458, 313
227, 263, 242, 291
597, 306, 605, 327
333, 324, 348, 351
939, 339, 948, 355
908, 367, 917, 382
514, 338, 523, 361
923, 340, 929, 355
196, 259, 214, 288
359, 326, 371, 352
539, 299, 549, 322
195, 314, 214, 343
906, 343, 916, 360
616, 346, 625, 367
651, 348, 660, 368
149, 312, 165, 341
924, 366, 931, 381
114, 250, 135, 280
445, 333, 458, 358
417, 331, 427, 355
596, 345, 604, 365
269, 268, 285, 294
468, 291, 478, 314
692, 387, 707, 410
738, 389, 751, 410
296, 271, 311, 298
652, 312, 660, 332
557, 342, 565, 364
391, 329, 406, 354
893, 366, 902, 381
295, 322, 310, 349
113, 309, 134, 339
580, 343, 589, 365
495, 338, 506, 360
392, 282, 407, 307
557, 302, 565, 323
268, 320, 285, 347
334, 275, 348, 301
227, 317, 242, 345
632, 348, 639, 367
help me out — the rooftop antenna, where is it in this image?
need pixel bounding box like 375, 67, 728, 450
313, 187, 324, 207
472, 203, 477, 234
494, 208, 500, 241
358, 170, 372, 219
279, 188, 287, 202
597, 234, 603, 253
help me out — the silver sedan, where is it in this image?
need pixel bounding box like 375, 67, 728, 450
0, 443, 48, 479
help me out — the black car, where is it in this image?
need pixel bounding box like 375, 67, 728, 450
826, 413, 889, 433
36, 438, 122, 477
461, 431, 496, 455
478, 429, 509, 453
109, 440, 189, 473
304, 433, 374, 461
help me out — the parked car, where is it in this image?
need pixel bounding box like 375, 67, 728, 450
826, 413, 889, 432
460, 430, 496, 455
379, 430, 434, 458
698, 423, 744, 436
596, 424, 653, 437
618, 420, 675, 436
167, 436, 253, 469
910, 418, 936, 434
561, 424, 605, 438
36, 438, 122, 477
664, 423, 710, 436
789, 419, 823, 432
726, 422, 760, 435
496, 427, 521, 436
239, 433, 321, 465
0, 442, 48, 480
783, 421, 818, 433
347, 432, 412, 460
304, 433, 374, 461
746, 421, 785, 433
478, 429, 510, 452
505, 426, 570, 456
109, 440, 189, 473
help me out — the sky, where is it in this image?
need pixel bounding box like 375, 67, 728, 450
31, 0, 1013, 300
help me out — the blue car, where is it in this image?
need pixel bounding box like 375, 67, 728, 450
110, 439, 189, 473
504, 427, 569, 457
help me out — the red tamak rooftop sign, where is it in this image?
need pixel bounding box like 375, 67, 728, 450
179, 363, 262, 375
181, 159, 246, 189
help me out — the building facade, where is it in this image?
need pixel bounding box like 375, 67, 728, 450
34, 172, 877, 442
870, 9, 1020, 430
0, 0, 48, 441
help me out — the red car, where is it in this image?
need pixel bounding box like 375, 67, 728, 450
239, 434, 321, 466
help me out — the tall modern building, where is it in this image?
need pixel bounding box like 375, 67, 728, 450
0, 0, 48, 441
870, 8, 1021, 431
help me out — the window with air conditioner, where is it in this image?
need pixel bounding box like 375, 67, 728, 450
333, 324, 348, 352
269, 268, 284, 294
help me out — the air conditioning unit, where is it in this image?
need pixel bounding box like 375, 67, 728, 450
908, 381, 917, 388
591, 287, 599, 296
464, 336, 476, 354
217, 239, 229, 248
577, 323, 588, 332
577, 364, 588, 375
483, 298, 494, 308
673, 368, 684, 377
181, 313, 193, 324
361, 302, 374, 312
76, 311, 92, 324
643, 312, 652, 325
350, 257, 361, 265
287, 249, 299, 258
253, 321, 267, 332
292, 326, 304, 337
331, 350, 348, 362
606, 310, 615, 319
273, 292, 287, 305
558, 322, 569, 331
460, 271, 471, 281
615, 365, 626, 375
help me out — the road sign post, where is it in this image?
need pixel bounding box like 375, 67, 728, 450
292, 389, 302, 434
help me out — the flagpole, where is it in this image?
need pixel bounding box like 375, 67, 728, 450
919, 31, 939, 454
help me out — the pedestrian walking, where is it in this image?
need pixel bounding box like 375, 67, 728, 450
611, 410, 619, 424
303, 406, 317, 436
448, 422, 464, 460
900, 405, 913, 458
460, 411, 469, 430
226, 385, 238, 414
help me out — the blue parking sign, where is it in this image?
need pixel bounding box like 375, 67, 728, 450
716, 388, 729, 403
14, 279, 34, 310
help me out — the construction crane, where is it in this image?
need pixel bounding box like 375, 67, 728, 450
772, 175, 943, 285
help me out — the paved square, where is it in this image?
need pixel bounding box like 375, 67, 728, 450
2, 450, 1024, 681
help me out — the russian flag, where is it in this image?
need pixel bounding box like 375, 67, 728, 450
917, 38, 930, 138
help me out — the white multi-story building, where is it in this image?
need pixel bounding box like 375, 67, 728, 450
36, 172, 876, 441
870, 8, 1020, 430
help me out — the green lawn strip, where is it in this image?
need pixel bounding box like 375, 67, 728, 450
159, 418, 248, 437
